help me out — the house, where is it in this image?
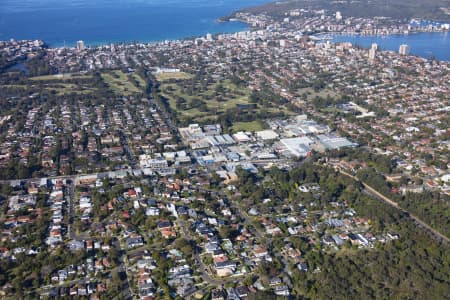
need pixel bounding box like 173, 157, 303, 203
85, 240, 93, 250
274, 285, 290, 296
69, 287, 77, 296
188, 209, 198, 219
68, 265, 76, 275
214, 250, 229, 261
139, 282, 155, 297
27, 186, 39, 194
58, 270, 68, 282
128, 189, 137, 198
235, 286, 249, 298
160, 229, 177, 239
211, 289, 227, 300
347, 233, 360, 245
322, 236, 335, 246
146, 207, 160, 216
126, 235, 144, 249
176, 283, 196, 297
332, 235, 343, 246
265, 225, 282, 236
78, 286, 87, 296
137, 258, 156, 269
298, 262, 308, 272
76, 174, 97, 186
95, 260, 104, 270
214, 261, 237, 271
69, 240, 85, 251
195, 223, 213, 236
269, 277, 282, 286
205, 242, 220, 253
356, 233, 369, 246
253, 245, 268, 258
157, 220, 172, 230
87, 283, 96, 294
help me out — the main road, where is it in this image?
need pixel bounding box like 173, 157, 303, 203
0, 157, 297, 185
337, 168, 449, 244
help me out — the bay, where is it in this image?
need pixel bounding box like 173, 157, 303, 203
327, 32, 450, 61
0, 0, 269, 47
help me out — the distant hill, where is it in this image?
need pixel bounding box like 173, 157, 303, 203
239, 0, 450, 21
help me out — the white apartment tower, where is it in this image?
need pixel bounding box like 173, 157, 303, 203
399, 44, 409, 55
77, 40, 85, 51
368, 43, 378, 60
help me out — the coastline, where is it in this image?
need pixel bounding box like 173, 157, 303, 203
42, 26, 449, 62
14, 28, 449, 62
46, 19, 252, 48
0, 0, 271, 48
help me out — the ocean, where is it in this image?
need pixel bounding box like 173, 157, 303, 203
328, 32, 450, 61
0, 0, 269, 47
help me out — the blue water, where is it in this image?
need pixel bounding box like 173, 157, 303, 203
329, 32, 450, 61
0, 0, 269, 47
